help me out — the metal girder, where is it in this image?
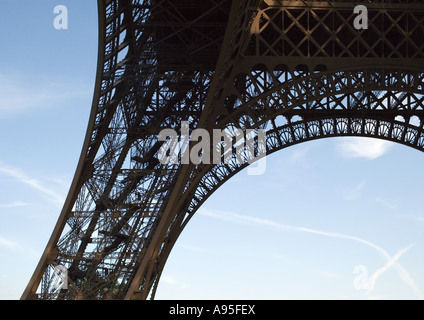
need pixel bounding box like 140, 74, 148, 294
22, 0, 424, 300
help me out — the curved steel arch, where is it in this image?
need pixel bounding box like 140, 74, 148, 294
178, 64, 424, 228
188, 115, 424, 220
218, 66, 424, 128
132, 62, 424, 298
22, 0, 424, 300
154, 68, 424, 301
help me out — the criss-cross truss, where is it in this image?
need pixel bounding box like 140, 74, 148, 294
22, 0, 424, 300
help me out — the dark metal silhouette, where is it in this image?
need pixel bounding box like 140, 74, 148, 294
22, 0, 424, 299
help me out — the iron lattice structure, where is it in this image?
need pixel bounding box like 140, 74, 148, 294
22, 0, 424, 300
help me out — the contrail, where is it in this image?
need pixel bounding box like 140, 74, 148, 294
366, 244, 415, 295
0, 161, 65, 206
200, 209, 423, 299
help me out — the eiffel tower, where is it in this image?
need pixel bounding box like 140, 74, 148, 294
22, 0, 424, 300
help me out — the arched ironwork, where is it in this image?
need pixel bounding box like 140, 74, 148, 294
22, 0, 424, 300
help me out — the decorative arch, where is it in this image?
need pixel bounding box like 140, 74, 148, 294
137, 60, 424, 299
148, 0, 424, 299
182, 66, 424, 217
23, 0, 424, 300
217, 66, 424, 128
149, 79, 424, 297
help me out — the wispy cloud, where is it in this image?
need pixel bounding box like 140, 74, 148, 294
366, 244, 415, 295
0, 161, 65, 206
0, 71, 90, 118
199, 208, 423, 299
287, 145, 313, 168
0, 236, 21, 250
0, 235, 40, 258
344, 180, 367, 201
336, 137, 393, 160
0, 201, 31, 209
375, 196, 399, 210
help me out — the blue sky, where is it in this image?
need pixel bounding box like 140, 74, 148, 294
1, 1, 424, 300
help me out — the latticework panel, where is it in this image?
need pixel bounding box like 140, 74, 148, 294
22, 0, 424, 300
